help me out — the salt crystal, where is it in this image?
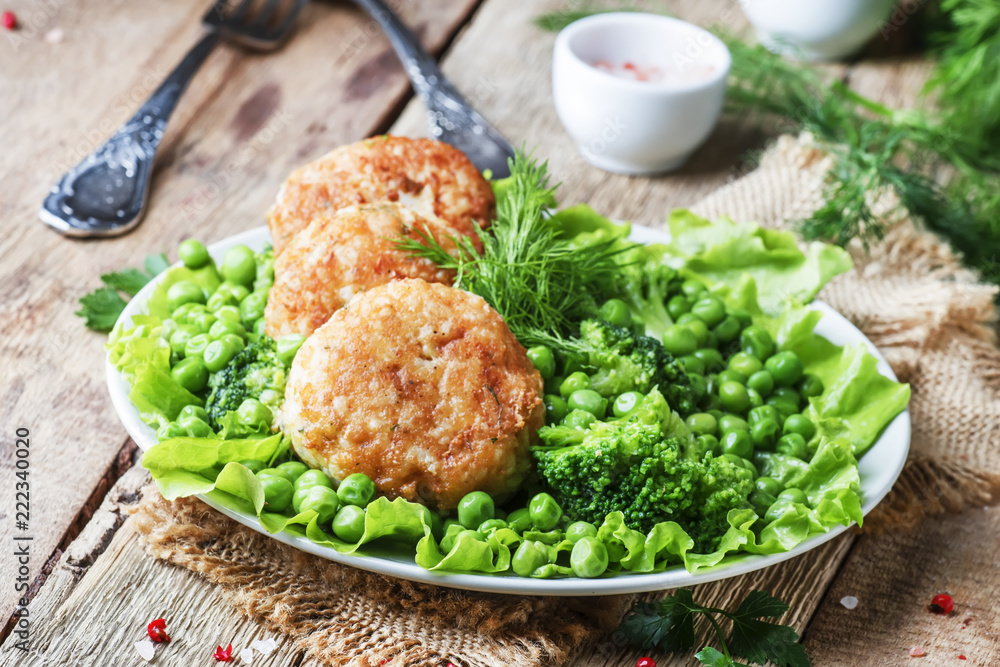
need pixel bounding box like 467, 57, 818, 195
240, 647, 255, 664
910, 645, 926, 658
840, 596, 859, 610
251, 637, 277, 655
45, 27, 63, 43
134, 639, 155, 661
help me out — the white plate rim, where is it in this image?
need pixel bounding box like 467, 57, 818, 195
107, 223, 911, 596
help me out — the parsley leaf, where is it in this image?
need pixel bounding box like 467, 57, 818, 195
617, 592, 696, 653
695, 647, 742, 667
77, 253, 169, 332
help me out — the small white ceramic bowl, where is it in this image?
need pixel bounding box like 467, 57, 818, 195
552, 13, 730, 175
739, 0, 897, 61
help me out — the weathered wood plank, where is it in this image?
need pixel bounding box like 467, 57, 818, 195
0, 0, 481, 627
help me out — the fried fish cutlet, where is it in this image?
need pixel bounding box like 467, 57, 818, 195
267, 135, 495, 255
280, 279, 544, 511
264, 202, 475, 338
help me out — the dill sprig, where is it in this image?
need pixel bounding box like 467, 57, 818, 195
396, 152, 627, 353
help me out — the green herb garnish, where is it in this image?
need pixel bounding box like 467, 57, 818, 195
397, 151, 626, 353
77, 252, 169, 331
618, 588, 810, 667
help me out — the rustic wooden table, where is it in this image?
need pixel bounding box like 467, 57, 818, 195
2, 0, 998, 665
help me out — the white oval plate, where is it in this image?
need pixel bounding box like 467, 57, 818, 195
108, 224, 910, 596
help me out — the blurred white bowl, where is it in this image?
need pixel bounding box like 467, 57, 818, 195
739, 0, 897, 61
552, 13, 730, 175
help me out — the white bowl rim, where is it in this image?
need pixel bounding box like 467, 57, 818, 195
555, 12, 733, 94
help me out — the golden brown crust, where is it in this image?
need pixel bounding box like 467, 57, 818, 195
281, 279, 544, 510
264, 203, 477, 338
267, 135, 495, 256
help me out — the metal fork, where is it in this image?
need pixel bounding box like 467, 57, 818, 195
350, 0, 516, 179
40, 0, 308, 238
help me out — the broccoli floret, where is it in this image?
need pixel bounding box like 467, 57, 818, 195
205, 337, 287, 429
573, 318, 694, 415
533, 390, 753, 552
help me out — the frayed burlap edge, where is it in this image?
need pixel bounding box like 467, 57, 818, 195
131, 487, 627, 667
693, 133, 1000, 531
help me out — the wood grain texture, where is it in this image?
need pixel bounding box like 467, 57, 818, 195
0, 0, 480, 626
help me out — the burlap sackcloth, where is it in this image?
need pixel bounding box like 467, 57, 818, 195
131, 133, 1000, 667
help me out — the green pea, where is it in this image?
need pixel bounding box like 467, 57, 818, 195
783, 414, 817, 441
239, 459, 266, 474
156, 422, 186, 441
747, 370, 775, 396
718, 414, 748, 434
237, 398, 272, 429
221, 245, 257, 286
666, 295, 691, 320
742, 457, 759, 479
167, 281, 207, 312
178, 414, 213, 437
612, 391, 645, 417
185, 333, 212, 359
722, 430, 753, 459
798, 373, 825, 398
473, 518, 505, 535
718, 381, 751, 413
258, 467, 295, 484
691, 297, 726, 327
681, 279, 707, 298
215, 305, 242, 323
512, 541, 548, 577
260, 476, 293, 513
160, 319, 179, 340
693, 348, 725, 372
171, 357, 209, 393
221, 333, 245, 353
678, 355, 705, 375
779, 488, 808, 504
750, 490, 777, 512
776, 433, 809, 459
662, 325, 699, 356
566, 521, 598, 543
598, 299, 631, 327
178, 405, 208, 422
206, 290, 238, 312
568, 389, 606, 418
292, 486, 313, 514
332, 505, 366, 542
218, 281, 250, 302
544, 394, 569, 423
169, 327, 198, 357
729, 308, 753, 326
562, 409, 597, 430
688, 373, 708, 401
209, 319, 245, 340
178, 239, 210, 269
684, 319, 709, 347
714, 315, 741, 344
529, 492, 562, 531
192, 312, 218, 334
526, 345, 556, 379
506, 507, 533, 533
755, 476, 784, 496
171, 302, 205, 323
425, 507, 445, 539
338, 473, 376, 507
772, 386, 802, 408
559, 372, 590, 398
765, 351, 804, 387
253, 317, 267, 337
276, 334, 306, 366
203, 339, 237, 373
570, 536, 609, 578
717, 369, 747, 385
751, 418, 780, 450
294, 469, 333, 492
764, 499, 794, 523
457, 491, 495, 529
749, 405, 779, 426
747, 387, 764, 408
240, 291, 268, 324
686, 412, 718, 436
767, 398, 800, 420
728, 352, 762, 377
740, 325, 775, 360
696, 434, 721, 456
301, 485, 341, 523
